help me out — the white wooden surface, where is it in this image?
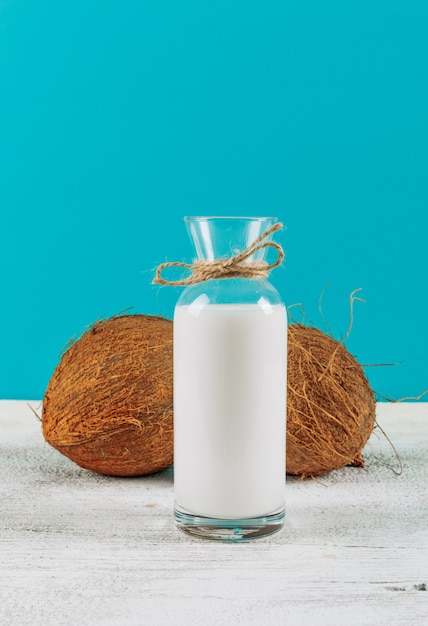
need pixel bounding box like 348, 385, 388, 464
0, 401, 427, 626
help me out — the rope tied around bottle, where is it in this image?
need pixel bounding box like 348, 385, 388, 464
153, 222, 284, 286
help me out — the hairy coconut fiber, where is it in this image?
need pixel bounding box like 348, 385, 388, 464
286, 324, 376, 478
42, 314, 173, 476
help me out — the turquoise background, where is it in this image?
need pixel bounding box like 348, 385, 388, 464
1, 0, 427, 400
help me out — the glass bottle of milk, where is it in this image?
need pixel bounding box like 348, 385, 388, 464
173, 216, 287, 541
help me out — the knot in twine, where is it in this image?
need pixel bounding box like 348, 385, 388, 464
153, 222, 284, 287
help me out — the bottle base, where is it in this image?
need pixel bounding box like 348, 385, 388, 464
174, 505, 285, 542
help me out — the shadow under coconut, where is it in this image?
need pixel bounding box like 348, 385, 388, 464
122, 465, 174, 485
39, 440, 175, 486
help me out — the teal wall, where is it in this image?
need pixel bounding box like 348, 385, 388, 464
1, 1, 427, 400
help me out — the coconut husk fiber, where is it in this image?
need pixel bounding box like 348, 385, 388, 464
43, 313, 375, 480
42, 314, 173, 476
286, 323, 376, 478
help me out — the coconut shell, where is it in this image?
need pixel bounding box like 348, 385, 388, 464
286, 324, 376, 478
42, 314, 173, 476
43, 314, 375, 480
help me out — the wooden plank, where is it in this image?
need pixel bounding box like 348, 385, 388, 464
0, 401, 427, 625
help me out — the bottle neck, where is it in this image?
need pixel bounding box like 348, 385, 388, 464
185, 216, 278, 262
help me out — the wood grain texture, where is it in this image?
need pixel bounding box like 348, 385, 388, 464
0, 401, 427, 626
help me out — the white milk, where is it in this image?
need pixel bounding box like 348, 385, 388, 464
174, 302, 287, 520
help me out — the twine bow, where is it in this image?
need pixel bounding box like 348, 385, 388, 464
153, 222, 284, 286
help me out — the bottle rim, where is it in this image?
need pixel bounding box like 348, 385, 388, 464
184, 215, 278, 222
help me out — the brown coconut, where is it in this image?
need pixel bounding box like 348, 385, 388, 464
286, 323, 376, 478
43, 314, 375, 480
42, 314, 173, 476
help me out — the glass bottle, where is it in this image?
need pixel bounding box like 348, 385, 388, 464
173, 216, 287, 541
